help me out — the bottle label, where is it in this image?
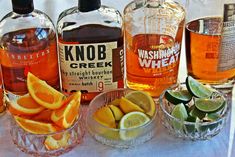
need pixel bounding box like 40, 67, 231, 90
0, 43, 59, 94
218, 3, 235, 71
58, 41, 124, 94
127, 34, 181, 84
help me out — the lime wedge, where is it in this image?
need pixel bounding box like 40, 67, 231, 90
171, 103, 188, 130
189, 106, 206, 119
186, 76, 213, 98
195, 98, 225, 113
119, 111, 150, 140
199, 113, 222, 132
205, 113, 221, 121
185, 116, 197, 133
165, 90, 192, 105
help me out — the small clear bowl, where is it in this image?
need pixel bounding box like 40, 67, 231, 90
86, 88, 157, 148
159, 84, 229, 140
10, 113, 85, 156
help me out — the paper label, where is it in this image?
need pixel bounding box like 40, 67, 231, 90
218, 3, 235, 71
58, 41, 124, 94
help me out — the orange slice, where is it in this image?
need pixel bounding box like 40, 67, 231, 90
14, 116, 57, 134
31, 109, 53, 123
51, 91, 81, 129
27, 72, 65, 109
8, 94, 44, 115
60, 91, 82, 108
44, 132, 70, 150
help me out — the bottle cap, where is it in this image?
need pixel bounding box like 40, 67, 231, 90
12, 0, 34, 14
78, 0, 101, 12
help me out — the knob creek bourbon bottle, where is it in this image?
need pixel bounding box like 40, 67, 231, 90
0, 0, 60, 98
57, 0, 124, 102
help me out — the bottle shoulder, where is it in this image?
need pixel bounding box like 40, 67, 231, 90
0, 10, 55, 36
57, 5, 123, 34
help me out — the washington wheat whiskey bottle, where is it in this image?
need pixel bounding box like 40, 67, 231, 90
124, 0, 185, 97
0, 0, 60, 98
57, 0, 124, 102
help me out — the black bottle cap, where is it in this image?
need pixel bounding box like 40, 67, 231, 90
12, 0, 34, 14
78, 0, 101, 12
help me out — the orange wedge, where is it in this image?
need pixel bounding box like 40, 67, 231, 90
44, 132, 70, 150
31, 109, 53, 123
14, 116, 57, 134
8, 94, 44, 115
27, 72, 65, 109
51, 91, 81, 129
60, 91, 82, 108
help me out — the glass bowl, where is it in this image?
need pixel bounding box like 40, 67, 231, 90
159, 83, 229, 140
86, 88, 157, 148
10, 113, 85, 156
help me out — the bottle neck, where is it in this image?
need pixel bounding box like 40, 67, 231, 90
78, 0, 101, 12
12, 0, 34, 14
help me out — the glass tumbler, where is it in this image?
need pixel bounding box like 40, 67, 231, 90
185, 0, 235, 92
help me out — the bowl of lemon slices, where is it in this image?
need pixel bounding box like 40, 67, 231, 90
86, 89, 157, 148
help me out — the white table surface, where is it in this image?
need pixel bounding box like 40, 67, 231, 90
0, 0, 234, 157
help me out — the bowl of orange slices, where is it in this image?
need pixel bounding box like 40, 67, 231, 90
86, 88, 157, 148
7, 73, 84, 156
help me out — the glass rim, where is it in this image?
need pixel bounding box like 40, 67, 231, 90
159, 83, 229, 126
86, 88, 157, 132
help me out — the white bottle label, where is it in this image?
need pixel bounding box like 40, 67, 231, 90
58, 41, 121, 94
218, 3, 235, 71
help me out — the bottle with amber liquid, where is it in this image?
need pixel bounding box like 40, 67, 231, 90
124, 0, 185, 97
57, 0, 124, 103
0, 0, 60, 99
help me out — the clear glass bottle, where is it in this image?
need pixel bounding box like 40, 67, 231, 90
57, 0, 124, 103
185, 0, 235, 92
124, 0, 185, 97
0, 0, 60, 99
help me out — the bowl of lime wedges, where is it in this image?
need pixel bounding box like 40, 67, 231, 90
86, 89, 157, 148
159, 76, 229, 140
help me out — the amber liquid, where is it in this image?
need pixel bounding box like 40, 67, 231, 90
126, 24, 184, 97
58, 24, 123, 103
185, 17, 235, 84
0, 28, 60, 95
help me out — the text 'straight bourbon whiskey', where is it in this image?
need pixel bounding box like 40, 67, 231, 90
0, 0, 60, 97
124, 0, 185, 97
57, 0, 124, 102
185, 1, 235, 91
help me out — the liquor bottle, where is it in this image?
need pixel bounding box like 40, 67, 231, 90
57, 0, 124, 102
124, 0, 185, 97
185, 0, 235, 92
0, 0, 60, 98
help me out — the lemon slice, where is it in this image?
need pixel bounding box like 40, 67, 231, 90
125, 91, 156, 117
119, 111, 150, 140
